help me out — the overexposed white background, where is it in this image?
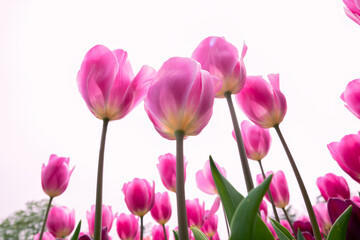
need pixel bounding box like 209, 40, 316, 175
0, 0, 359, 238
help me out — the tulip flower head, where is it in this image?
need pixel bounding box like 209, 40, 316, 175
201, 211, 218, 238
293, 216, 314, 239
328, 131, 360, 183
151, 224, 169, 240
192, 36, 247, 97
186, 199, 205, 229
150, 192, 172, 225
86, 204, 116, 236
343, 0, 360, 25
77, 45, 156, 120
33, 232, 55, 240
46, 206, 75, 238
196, 159, 226, 195
41, 154, 74, 198
341, 79, 360, 118
122, 178, 155, 217
236, 74, 287, 128
313, 202, 332, 235
116, 213, 139, 240
259, 200, 268, 221
145, 57, 217, 140
316, 173, 350, 201
157, 153, 187, 192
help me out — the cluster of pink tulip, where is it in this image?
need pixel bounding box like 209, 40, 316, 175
33, 5, 360, 238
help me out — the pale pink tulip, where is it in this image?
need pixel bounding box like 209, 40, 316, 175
201, 211, 218, 238
116, 213, 138, 240
257, 170, 290, 208
316, 173, 350, 201
186, 199, 205, 229
259, 200, 268, 221
41, 154, 74, 198
46, 206, 75, 238
157, 153, 187, 192
150, 192, 172, 225
328, 131, 360, 183
313, 202, 332, 235
151, 224, 169, 240
192, 36, 247, 97
196, 159, 226, 195
77, 45, 156, 120
123, 178, 155, 217
341, 79, 360, 118
33, 232, 55, 240
86, 204, 116, 236
235, 74, 287, 128
144, 57, 217, 140
343, 0, 360, 25
351, 196, 360, 207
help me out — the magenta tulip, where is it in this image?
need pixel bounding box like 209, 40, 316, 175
328, 131, 360, 183
343, 0, 360, 25
316, 173, 350, 201
196, 159, 226, 195
351, 196, 360, 207
41, 154, 74, 198
151, 224, 169, 240
186, 199, 205, 229
144, 57, 217, 140
33, 232, 55, 240
313, 202, 332, 235
201, 210, 218, 238
116, 213, 138, 240
259, 199, 268, 220
150, 192, 172, 225
46, 206, 75, 238
77, 45, 156, 120
122, 178, 155, 217
192, 36, 247, 98
257, 170, 290, 208
341, 79, 360, 118
157, 153, 187, 192
86, 204, 116, 236
293, 216, 314, 238
235, 74, 287, 128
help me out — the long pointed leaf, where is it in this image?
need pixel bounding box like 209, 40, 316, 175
173, 230, 179, 240
297, 230, 305, 240
70, 220, 81, 240
327, 205, 352, 240
191, 226, 208, 240
270, 218, 294, 240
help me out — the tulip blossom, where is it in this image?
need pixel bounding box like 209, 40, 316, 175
41, 154, 74, 198
259, 200, 268, 221
123, 178, 155, 217
46, 206, 75, 238
196, 159, 226, 195
77, 45, 156, 120
186, 199, 205, 229
201, 211, 218, 238
33, 232, 55, 240
293, 216, 314, 239
116, 213, 138, 240
157, 153, 187, 192
351, 196, 360, 207
328, 131, 360, 183
144, 57, 217, 140
343, 0, 360, 25
192, 36, 247, 97
236, 74, 287, 128
150, 192, 172, 225
151, 224, 169, 240
316, 173, 350, 201
313, 202, 332, 235
257, 171, 290, 208
341, 79, 360, 118
86, 205, 116, 236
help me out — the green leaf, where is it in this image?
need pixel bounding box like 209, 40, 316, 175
229, 174, 274, 240
327, 205, 352, 240
173, 230, 179, 240
190, 226, 208, 240
270, 218, 295, 240
297, 229, 305, 240
70, 220, 81, 240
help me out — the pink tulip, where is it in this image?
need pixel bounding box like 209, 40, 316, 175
144, 57, 217, 140
257, 170, 290, 208
116, 213, 138, 240
341, 79, 360, 118
343, 0, 360, 25
201, 210, 218, 238
41, 154, 74, 198
293, 216, 314, 239
232, 120, 271, 161
351, 196, 360, 207
86, 204, 116, 236
259, 199, 268, 221
192, 36, 247, 98
313, 202, 332, 235
77, 45, 156, 120
46, 206, 75, 238
33, 232, 55, 240
235, 74, 287, 128
157, 153, 187, 192
196, 159, 226, 195
151, 224, 169, 240
123, 178, 155, 217
328, 131, 360, 183
186, 199, 205, 229
150, 192, 172, 225
316, 173, 350, 201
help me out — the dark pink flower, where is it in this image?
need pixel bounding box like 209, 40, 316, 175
196, 159, 226, 195
116, 213, 138, 240
33, 232, 55, 240
186, 199, 205, 229
151, 224, 169, 240
313, 202, 332, 235
86, 205, 116, 236
259, 200, 268, 221
150, 192, 172, 225
201, 211, 218, 238
157, 153, 187, 192
341, 79, 360, 118
343, 0, 360, 25
46, 206, 75, 238
316, 173, 350, 201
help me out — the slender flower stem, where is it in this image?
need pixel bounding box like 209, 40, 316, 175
140, 216, 144, 240
274, 124, 321, 240
94, 118, 109, 240
258, 161, 280, 222
282, 208, 295, 234
224, 91, 254, 193
222, 204, 230, 237
38, 196, 53, 240
162, 224, 168, 240
175, 130, 189, 240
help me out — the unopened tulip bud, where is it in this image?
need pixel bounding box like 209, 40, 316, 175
46, 206, 75, 238
150, 192, 172, 225
86, 204, 116, 237
186, 199, 205, 229
316, 173, 350, 201
157, 153, 187, 192
116, 213, 138, 240
196, 159, 226, 195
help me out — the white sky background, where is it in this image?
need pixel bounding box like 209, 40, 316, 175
0, 0, 359, 238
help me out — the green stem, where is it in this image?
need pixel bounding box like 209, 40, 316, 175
224, 92, 254, 193
175, 130, 189, 240
94, 119, 109, 240
274, 124, 321, 240
38, 196, 53, 240
140, 216, 143, 240
258, 160, 280, 222
162, 224, 168, 240
282, 208, 295, 235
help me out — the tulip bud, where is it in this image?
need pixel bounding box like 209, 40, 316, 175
186, 199, 205, 229
313, 202, 332, 235
157, 153, 187, 192
196, 159, 226, 195
86, 204, 116, 236
316, 173, 350, 201
46, 206, 75, 238
151, 224, 169, 240
343, 0, 360, 25
150, 192, 172, 225
341, 79, 360, 118
259, 200, 268, 221
201, 211, 218, 238
116, 213, 138, 240
33, 232, 55, 240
